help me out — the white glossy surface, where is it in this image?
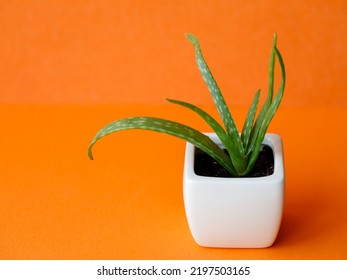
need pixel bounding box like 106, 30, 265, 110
183, 133, 285, 248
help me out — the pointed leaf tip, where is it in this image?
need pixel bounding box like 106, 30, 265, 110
87, 148, 94, 160
273, 33, 278, 47
185, 33, 199, 47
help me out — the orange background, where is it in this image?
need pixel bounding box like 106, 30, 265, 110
1, 0, 346, 106
0, 0, 347, 259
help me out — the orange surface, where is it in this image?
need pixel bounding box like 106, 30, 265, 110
0, 105, 347, 259
0, 1, 347, 259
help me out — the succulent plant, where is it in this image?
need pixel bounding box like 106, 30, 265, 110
88, 34, 285, 177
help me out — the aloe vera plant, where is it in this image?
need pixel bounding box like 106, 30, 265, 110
88, 34, 285, 177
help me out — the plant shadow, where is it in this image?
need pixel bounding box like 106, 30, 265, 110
272, 183, 334, 249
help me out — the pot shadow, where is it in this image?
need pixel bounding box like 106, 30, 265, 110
272, 182, 335, 249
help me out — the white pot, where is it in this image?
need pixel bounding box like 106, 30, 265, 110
183, 133, 285, 248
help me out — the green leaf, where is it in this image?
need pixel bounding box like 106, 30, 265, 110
185, 34, 245, 159
88, 116, 237, 176
245, 46, 286, 174
266, 33, 278, 105
167, 98, 228, 144
167, 98, 246, 173
246, 34, 277, 154
241, 89, 261, 150
87, 33, 285, 178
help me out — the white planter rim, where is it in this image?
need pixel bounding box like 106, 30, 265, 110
184, 133, 284, 184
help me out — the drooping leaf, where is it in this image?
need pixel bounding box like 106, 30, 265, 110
166, 98, 228, 145
88, 116, 237, 176
167, 98, 246, 172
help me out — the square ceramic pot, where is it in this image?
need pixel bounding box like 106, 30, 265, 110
183, 133, 284, 248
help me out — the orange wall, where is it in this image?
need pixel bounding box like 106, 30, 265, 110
0, 0, 346, 106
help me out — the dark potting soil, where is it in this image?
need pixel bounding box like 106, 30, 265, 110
194, 144, 274, 178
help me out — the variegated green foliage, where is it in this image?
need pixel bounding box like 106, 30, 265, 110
88, 34, 285, 177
